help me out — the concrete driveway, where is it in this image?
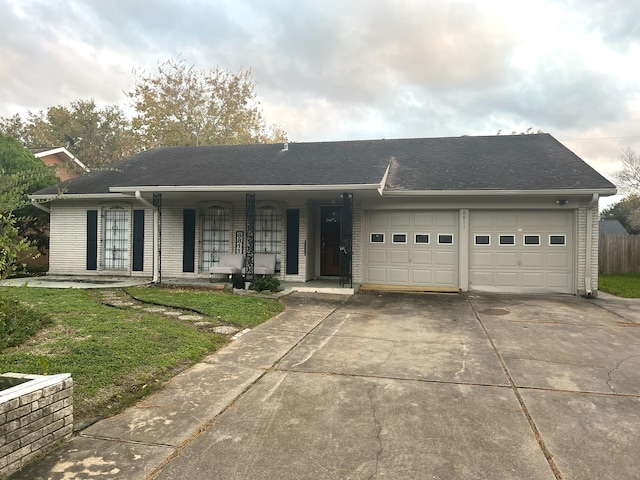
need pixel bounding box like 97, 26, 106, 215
14, 292, 640, 479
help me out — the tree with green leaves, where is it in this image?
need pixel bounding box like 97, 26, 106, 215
0, 100, 137, 169
600, 194, 640, 234
127, 59, 287, 149
0, 133, 59, 278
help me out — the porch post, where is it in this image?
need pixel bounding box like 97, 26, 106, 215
246, 194, 255, 283
340, 192, 353, 287
153, 193, 162, 283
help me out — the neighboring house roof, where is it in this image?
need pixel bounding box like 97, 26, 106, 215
31, 146, 89, 182
32, 134, 617, 198
599, 219, 629, 235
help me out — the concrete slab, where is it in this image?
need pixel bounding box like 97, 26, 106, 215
155, 371, 555, 480
9, 436, 170, 480
521, 390, 640, 480
81, 362, 264, 446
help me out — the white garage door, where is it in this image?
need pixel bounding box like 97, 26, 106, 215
469, 211, 574, 294
364, 211, 459, 289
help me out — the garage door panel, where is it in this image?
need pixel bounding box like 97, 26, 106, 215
389, 250, 410, 263
412, 212, 434, 227
495, 272, 519, 287
521, 252, 543, 266
389, 269, 410, 282
496, 252, 518, 266
471, 271, 494, 285
434, 251, 456, 266
412, 270, 433, 283
547, 273, 571, 288
412, 251, 433, 264
547, 252, 570, 268
369, 212, 388, 227
367, 268, 387, 282
471, 252, 494, 267
434, 270, 456, 285
391, 212, 411, 227
368, 249, 387, 264
521, 272, 544, 287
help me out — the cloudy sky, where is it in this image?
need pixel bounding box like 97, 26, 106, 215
2, 0, 639, 205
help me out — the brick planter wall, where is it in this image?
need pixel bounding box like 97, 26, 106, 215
0, 373, 73, 478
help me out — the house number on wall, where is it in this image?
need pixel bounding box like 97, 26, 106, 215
236, 231, 244, 254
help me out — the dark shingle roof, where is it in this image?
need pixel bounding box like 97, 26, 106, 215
599, 219, 629, 235
33, 134, 616, 196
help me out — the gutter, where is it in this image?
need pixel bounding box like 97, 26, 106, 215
381, 188, 618, 197
111, 184, 381, 193
135, 191, 160, 283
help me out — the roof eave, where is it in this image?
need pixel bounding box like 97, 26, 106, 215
29, 193, 131, 201
110, 184, 383, 193
382, 188, 618, 197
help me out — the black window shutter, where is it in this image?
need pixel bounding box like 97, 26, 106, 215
132, 210, 145, 271
183, 209, 196, 272
286, 209, 299, 275
86, 210, 98, 270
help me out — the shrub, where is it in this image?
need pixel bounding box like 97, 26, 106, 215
0, 294, 53, 349
253, 275, 281, 293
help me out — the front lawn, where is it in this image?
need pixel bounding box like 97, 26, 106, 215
598, 274, 640, 298
0, 286, 283, 424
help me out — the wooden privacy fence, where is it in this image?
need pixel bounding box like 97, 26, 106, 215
599, 235, 640, 274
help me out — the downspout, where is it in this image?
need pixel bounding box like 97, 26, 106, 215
584, 193, 598, 296
135, 191, 159, 283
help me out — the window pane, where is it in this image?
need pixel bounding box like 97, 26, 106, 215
392, 233, 407, 244
499, 235, 515, 245
371, 233, 385, 243
475, 235, 490, 245
438, 234, 454, 244
415, 234, 430, 244
549, 235, 566, 246
524, 235, 540, 245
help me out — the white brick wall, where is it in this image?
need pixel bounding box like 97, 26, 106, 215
0, 374, 73, 478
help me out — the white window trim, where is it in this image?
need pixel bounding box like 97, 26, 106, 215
499, 234, 516, 246
523, 234, 541, 246
370, 233, 385, 243
437, 233, 455, 245
392, 233, 408, 244
414, 233, 430, 245
474, 234, 491, 246
549, 234, 567, 246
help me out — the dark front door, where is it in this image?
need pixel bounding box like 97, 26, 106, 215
321, 206, 342, 276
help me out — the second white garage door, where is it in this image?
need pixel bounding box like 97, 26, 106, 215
364, 211, 459, 289
469, 210, 574, 294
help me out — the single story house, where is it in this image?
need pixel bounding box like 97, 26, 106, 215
31, 134, 616, 295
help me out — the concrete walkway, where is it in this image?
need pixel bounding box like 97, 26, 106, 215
10, 291, 640, 480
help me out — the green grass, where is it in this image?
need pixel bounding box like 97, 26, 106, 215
125, 285, 284, 328
598, 274, 640, 298
0, 286, 283, 424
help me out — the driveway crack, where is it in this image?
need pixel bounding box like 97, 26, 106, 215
606, 354, 640, 393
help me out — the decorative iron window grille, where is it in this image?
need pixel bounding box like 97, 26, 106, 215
200, 206, 230, 270
104, 208, 129, 270
255, 205, 282, 272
